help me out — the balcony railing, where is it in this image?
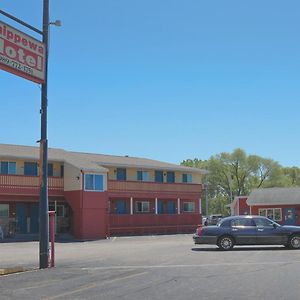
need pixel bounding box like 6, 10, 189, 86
108, 180, 202, 194
109, 213, 201, 235
0, 174, 64, 196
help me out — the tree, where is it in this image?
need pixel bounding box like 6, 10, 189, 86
181, 148, 296, 215
282, 166, 300, 186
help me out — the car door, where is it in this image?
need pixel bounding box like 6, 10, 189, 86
230, 218, 257, 245
253, 217, 285, 245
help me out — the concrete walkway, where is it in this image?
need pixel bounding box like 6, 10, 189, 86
0, 233, 76, 274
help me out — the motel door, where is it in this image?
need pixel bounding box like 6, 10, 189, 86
167, 201, 176, 214
16, 203, 27, 233
116, 200, 126, 214
157, 200, 164, 214
283, 208, 296, 225
30, 203, 39, 233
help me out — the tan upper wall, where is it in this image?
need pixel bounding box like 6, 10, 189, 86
0, 157, 202, 188
0, 158, 63, 177
64, 163, 108, 191
107, 166, 202, 184
64, 163, 82, 191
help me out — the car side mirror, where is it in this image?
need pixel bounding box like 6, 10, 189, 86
273, 223, 277, 229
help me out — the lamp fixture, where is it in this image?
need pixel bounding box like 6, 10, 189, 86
49, 20, 62, 26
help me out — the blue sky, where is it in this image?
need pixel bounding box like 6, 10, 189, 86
1, 1, 300, 167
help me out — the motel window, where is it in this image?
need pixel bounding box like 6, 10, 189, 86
116, 168, 127, 181
137, 171, 149, 181
49, 204, 65, 217
166, 171, 175, 183
155, 171, 164, 183
60, 165, 64, 177
0, 204, 9, 218
182, 173, 192, 183
85, 174, 104, 191
183, 202, 195, 213
258, 208, 282, 222
56, 205, 65, 217
24, 162, 38, 176
0, 162, 16, 175
48, 163, 53, 177
135, 201, 150, 213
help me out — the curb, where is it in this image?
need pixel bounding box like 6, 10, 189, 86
0, 267, 25, 275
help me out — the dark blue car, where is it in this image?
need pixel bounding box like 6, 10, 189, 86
193, 215, 300, 250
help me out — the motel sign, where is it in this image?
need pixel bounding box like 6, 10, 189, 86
0, 21, 45, 84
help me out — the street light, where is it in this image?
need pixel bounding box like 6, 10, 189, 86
50, 20, 62, 27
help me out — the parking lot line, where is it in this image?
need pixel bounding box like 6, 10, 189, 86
81, 260, 300, 271
44, 271, 148, 299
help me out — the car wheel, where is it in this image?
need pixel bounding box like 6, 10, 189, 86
217, 236, 234, 251
288, 235, 300, 249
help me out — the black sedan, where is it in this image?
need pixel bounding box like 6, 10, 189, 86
193, 215, 300, 250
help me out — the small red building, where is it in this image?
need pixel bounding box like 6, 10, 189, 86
228, 196, 250, 216
247, 187, 300, 226
0, 144, 206, 239
229, 188, 300, 226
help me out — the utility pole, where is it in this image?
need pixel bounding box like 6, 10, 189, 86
39, 0, 50, 269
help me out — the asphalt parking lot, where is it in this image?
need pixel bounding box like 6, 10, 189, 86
1, 234, 300, 300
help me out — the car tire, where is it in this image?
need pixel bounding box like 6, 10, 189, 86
287, 235, 300, 249
217, 235, 234, 251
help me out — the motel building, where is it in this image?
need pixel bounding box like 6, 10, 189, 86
228, 187, 300, 226
0, 144, 206, 239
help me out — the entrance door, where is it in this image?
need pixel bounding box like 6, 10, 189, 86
284, 208, 296, 225
167, 201, 176, 214
157, 200, 164, 214
30, 203, 39, 233
16, 203, 27, 233
116, 200, 126, 214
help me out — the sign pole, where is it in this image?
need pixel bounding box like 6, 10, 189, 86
39, 0, 49, 269
1, 1, 56, 269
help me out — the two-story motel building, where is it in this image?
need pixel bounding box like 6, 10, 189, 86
0, 144, 206, 239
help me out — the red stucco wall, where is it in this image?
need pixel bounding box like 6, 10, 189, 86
64, 190, 82, 239
64, 190, 108, 239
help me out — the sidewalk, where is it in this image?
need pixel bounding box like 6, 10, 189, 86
0, 240, 39, 275
0, 266, 26, 275
0, 233, 75, 275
